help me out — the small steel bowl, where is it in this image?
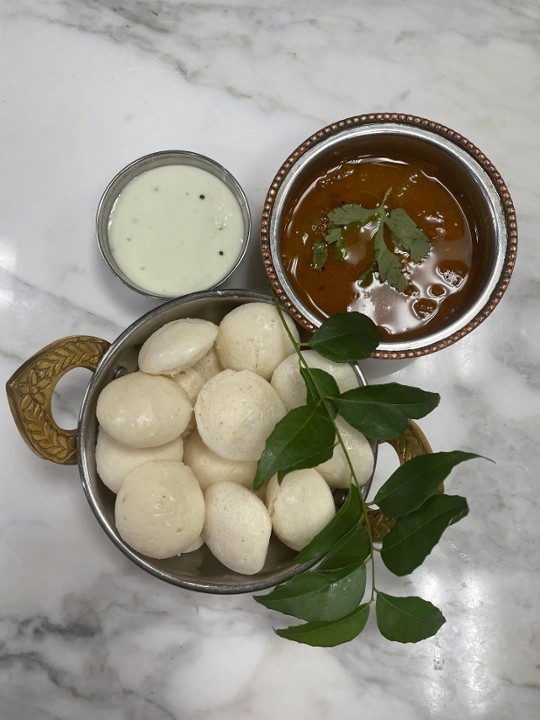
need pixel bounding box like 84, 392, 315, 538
261, 113, 518, 359
97, 151, 251, 299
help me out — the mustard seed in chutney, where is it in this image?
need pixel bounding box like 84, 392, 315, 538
280, 153, 482, 342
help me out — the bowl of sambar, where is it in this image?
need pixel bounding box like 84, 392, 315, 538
260, 113, 517, 359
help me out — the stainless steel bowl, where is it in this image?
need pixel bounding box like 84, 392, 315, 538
97, 151, 252, 299
8, 290, 388, 594
261, 113, 518, 359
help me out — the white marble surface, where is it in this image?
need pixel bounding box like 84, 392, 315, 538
1, 0, 539, 718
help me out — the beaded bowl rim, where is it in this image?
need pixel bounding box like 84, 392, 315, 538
260, 113, 518, 359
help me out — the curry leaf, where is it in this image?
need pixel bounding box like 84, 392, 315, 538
252, 303, 473, 648
308, 311, 381, 361
333, 383, 440, 439
255, 564, 366, 623
275, 603, 370, 647
380, 494, 469, 576
253, 405, 335, 490
300, 367, 339, 415
296, 482, 362, 563
373, 451, 482, 517
318, 522, 371, 571
376, 593, 445, 643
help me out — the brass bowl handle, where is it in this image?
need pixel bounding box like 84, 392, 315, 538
368, 420, 433, 542
6, 336, 111, 465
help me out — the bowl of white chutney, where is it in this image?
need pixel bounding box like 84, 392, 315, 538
96, 151, 251, 298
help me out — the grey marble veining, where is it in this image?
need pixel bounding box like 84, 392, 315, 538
1, 0, 539, 718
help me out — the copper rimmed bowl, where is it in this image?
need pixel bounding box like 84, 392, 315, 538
261, 113, 518, 359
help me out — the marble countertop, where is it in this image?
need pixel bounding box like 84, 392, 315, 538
1, 1, 539, 718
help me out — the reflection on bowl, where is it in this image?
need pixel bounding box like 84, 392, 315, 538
261, 113, 517, 359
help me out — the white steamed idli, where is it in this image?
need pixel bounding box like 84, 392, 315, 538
138, 318, 219, 375
203, 482, 272, 574
215, 302, 299, 380
316, 416, 374, 489
271, 349, 358, 411
115, 460, 205, 559
182, 535, 204, 553
183, 430, 258, 491
170, 348, 224, 431
194, 369, 286, 461
266, 469, 336, 551
190, 346, 223, 382
96, 427, 184, 493
96, 371, 192, 448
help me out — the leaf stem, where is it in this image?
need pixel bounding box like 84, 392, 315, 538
271, 291, 377, 605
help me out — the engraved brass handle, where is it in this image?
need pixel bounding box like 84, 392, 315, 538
6, 336, 111, 465
367, 420, 433, 542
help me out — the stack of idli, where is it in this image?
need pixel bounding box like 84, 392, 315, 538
94, 302, 374, 575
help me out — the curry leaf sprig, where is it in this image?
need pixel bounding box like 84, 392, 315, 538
312, 188, 432, 292
253, 304, 483, 647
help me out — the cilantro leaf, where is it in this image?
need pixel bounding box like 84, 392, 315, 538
385, 208, 432, 262
312, 238, 328, 269
373, 223, 407, 292
328, 204, 376, 226
310, 189, 433, 290
324, 227, 343, 244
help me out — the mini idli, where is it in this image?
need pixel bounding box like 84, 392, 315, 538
183, 430, 258, 491
182, 535, 204, 553
115, 460, 205, 559
215, 302, 299, 380
194, 369, 286, 461
203, 482, 272, 575
266, 469, 336, 551
316, 416, 374, 489
96, 427, 184, 493
271, 350, 359, 411
139, 318, 219, 375
96, 371, 192, 448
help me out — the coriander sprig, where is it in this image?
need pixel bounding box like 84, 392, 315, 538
312, 188, 432, 293
253, 299, 483, 647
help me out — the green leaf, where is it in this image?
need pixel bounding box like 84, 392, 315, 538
358, 267, 374, 287
373, 223, 407, 292
300, 367, 339, 415
380, 494, 469, 576
333, 383, 440, 439
312, 238, 328, 269
255, 564, 366, 623
327, 204, 376, 227
324, 226, 344, 244
255, 522, 370, 624
308, 311, 381, 361
253, 405, 335, 490
332, 234, 347, 261
275, 604, 370, 647
385, 208, 432, 263
376, 593, 445, 643
296, 482, 362, 563
373, 451, 482, 517
318, 522, 371, 571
